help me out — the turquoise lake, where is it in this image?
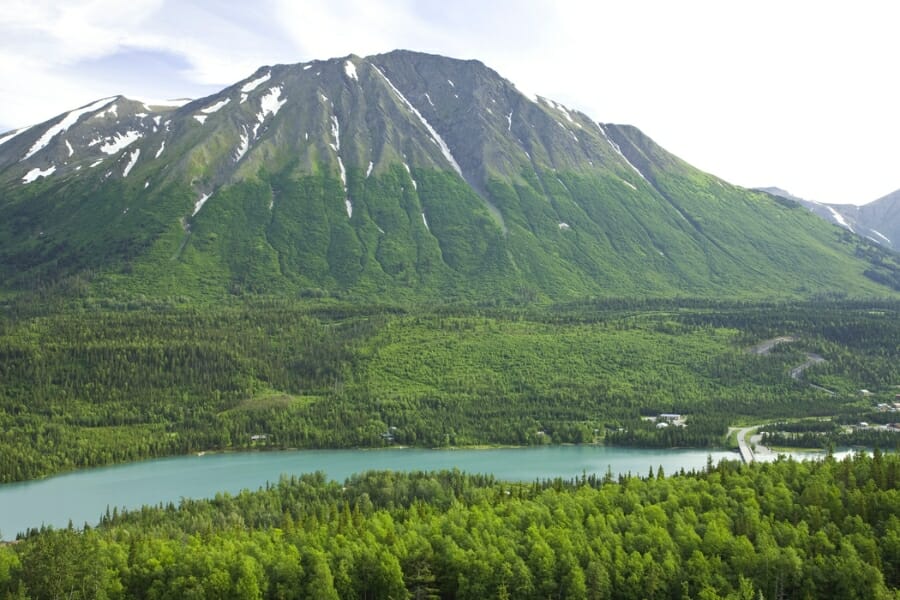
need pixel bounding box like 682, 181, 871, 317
0, 445, 743, 538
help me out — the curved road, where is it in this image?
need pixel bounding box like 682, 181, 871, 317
733, 338, 837, 464
751, 337, 834, 394
749, 336, 796, 355
789, 353, 826, 379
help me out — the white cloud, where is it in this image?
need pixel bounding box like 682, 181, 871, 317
0, 0, 288, 128
0, 0, 164, 62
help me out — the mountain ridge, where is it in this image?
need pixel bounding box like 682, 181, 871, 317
1, 50, 898, 302
757, 186, 900, 251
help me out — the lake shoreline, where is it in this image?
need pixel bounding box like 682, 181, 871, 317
4, 440, 738, 486
1, 444, 740, 539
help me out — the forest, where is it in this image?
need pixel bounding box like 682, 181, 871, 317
1, 297, 899, 483
2, 451, 900, 599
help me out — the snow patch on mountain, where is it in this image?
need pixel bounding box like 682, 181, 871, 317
193, 115, 207, 124
192, 192, 212, 217
122, 149, 140, 177
241, 72, 271, 93
621, 179, 637, 191
344, 60, 358, 81
89, 159, 103, 168
234, 126, 249, 162
373, 65, 463, 177
366, 161, 373, 178
871, 229, 892, 244
337, 156, 347, 188
506, 112, 513, 131
22, 166, 56, 183
598, 124, 647, 181
95, 104, 117, 119
558, 222, 570, 230
155, 141, 165, 159
403, 162, 417, 189
0, 125, 33, 148
825, 205, 854, 232
201, 98, 231, 113
100, 130, 142, 155
424, 92, 435, 107
552, 100, 574, 123
557, 121, 579, 142
257, 87, 286, 123
22, 96, 115, 160
422, 212, 429, 230
550, 100, 582, 128
65, 140, 74, 157
330, 115, 340, 152
345, 199, 353, 218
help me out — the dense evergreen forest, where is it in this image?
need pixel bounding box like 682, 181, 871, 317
2, 452, 900, 599
1, 297, 898, 483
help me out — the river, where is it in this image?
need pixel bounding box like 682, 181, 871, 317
0, 445, 745, 539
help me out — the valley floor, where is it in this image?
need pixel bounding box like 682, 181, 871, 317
1, 297, 898, 484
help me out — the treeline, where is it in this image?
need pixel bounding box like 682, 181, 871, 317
758, 419, 900, 451
1, 299, 899, 482
606, 414, 730, 448
762, 430, 900, 451
2, 452, 900, 598
759, 421, 842, 434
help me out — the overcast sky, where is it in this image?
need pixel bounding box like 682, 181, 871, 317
1, 0, 896, 205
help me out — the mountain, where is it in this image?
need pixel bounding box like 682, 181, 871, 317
1, 50, 898, 302
856, 189, 900, 250
758, 186, 899, 251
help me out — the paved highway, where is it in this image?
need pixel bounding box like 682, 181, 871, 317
736, 426, 757, 464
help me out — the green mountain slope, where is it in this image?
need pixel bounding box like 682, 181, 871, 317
0, 50, 896, 301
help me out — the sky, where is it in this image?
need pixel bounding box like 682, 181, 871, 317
1, 0, 897, 205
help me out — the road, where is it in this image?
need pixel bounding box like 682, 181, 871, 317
790, 353, 826, 379
749, 336, 796, 355
733, 339, 835, 464
751, 338, 834, 394
735, 426, 757, 464
790, 353, 835, 395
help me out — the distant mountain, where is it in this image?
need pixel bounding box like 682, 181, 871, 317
857, 189, 900, 250
758, 187, 899, 251
1, 50, 898, 301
